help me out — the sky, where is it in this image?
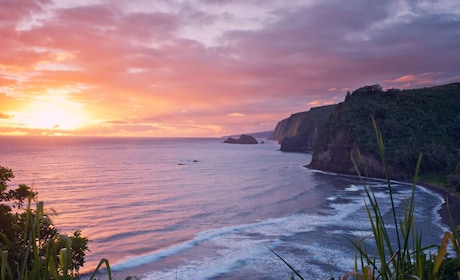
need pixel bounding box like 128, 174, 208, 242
1, 0, 459, 137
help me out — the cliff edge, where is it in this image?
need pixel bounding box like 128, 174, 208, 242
270, 105, 336, 152
308, 83, 460, 180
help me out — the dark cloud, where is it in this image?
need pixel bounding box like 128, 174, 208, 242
219, 0, 460, 93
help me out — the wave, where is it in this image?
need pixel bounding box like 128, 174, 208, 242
109, 214, 306, 272
105, 176, 446, 279
109, 197, 367, 278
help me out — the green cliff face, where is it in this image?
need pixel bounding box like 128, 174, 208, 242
308, 83, 460, 181
271, 105, 336, 152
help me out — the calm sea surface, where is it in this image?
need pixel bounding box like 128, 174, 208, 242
0, 136, 447, 279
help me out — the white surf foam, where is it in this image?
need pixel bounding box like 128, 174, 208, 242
111, 178, 447, 279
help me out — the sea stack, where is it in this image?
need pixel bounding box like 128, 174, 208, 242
223, 134, 258, 144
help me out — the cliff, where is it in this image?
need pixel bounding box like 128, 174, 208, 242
270, 105, 336, 152
308, 83, 460, 180
270, 118, 289, 141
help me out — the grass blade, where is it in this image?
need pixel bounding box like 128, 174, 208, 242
266, 246, 304, 280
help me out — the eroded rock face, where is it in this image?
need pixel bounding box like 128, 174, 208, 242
270, 105, 336, 152
280, 127, 320, 152
307, 129, 401, 178
307, 130, 355, 173
223, 134, 258, 144
269, 119, 289, 141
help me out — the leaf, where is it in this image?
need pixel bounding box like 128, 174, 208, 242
433, 232, 453, 275
266, 246, 304, 280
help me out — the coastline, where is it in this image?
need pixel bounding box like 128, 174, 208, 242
418, 182, 460, 228
306, 165, 460, 228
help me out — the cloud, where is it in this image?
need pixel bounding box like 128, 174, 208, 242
227, 112, 246, 117
0, 113, 11, 119
393, 75, 418, 83
0, 93, 20, 111
0, 0, 50, 24
308, 99, 339, 107
1, 0, 459, 136
383, 72, 455, 88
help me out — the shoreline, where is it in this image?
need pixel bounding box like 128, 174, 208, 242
417, 182, 460, 228
306, 166, 460, 228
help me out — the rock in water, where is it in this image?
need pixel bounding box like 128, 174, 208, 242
223, 134, 258, 144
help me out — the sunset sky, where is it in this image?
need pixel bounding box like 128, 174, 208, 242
1, 0, 459, 137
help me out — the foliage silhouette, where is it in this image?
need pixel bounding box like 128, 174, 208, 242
0, 165, 89, 279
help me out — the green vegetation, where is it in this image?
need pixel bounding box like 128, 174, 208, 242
88, 258, 137, 280
314, 83, 460, 191
274, 119, 460, 279
349, 118, 460, 280
0, 165, 89, 279
0, 165, 139, 280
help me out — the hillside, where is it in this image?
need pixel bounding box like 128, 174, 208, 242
307, 83, 460, 188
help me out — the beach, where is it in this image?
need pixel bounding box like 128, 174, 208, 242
420, 182, 460, 229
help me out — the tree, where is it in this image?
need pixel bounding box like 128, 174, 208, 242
0, 166, 89, 279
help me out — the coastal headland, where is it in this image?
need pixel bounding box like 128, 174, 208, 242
270, 82, 460, 228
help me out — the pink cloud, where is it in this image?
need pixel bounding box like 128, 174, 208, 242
1, 0, 459, 136
227, 112, 246, 117
383, 72, 453, 89
393, 75, 417, 83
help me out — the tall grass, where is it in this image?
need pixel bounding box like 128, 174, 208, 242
1, 198, 71, 280
272, 117, 460, 279
348, 117, 460, 279
0, 196, 137, 280
87, 258, 138, 280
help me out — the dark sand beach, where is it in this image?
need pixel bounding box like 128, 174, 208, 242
419, 182, 460, 229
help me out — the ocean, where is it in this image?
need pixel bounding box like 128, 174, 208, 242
0, 136, 447, 279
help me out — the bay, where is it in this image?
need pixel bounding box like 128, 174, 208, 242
0, 136, 447, 279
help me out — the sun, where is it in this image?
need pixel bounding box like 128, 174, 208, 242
12, 97, 90, 132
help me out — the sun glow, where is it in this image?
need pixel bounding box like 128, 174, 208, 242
11, 97, 91, 132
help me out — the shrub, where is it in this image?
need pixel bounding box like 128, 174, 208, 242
0, 165, 89, 280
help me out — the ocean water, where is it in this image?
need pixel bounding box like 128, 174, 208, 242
0, 136, 447, 279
